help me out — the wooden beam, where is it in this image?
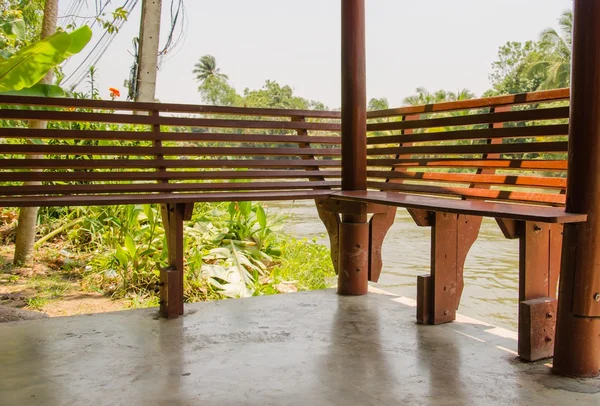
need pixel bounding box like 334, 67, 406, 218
554, 0, 600, 378
338, 0, 369, 295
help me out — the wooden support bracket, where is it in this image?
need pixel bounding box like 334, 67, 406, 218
159, 202, 192, 318
316, 199, 396, 282
369, 206, 397, 282
417, 212, 482, 325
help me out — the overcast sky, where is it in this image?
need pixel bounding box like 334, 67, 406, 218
59, 0, 573, 108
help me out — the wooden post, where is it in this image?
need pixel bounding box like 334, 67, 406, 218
338, 0, 369, 295
517, 222, 561, 361
417, 213, 480, 324
160, 203, 192, 318
553, 0, 600, 378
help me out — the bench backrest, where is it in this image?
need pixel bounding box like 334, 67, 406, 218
0, 96, 342, 205
366, 89, 570, 206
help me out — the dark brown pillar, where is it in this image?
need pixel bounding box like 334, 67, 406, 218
553, 0, 600, 378
339, 0, 369, 295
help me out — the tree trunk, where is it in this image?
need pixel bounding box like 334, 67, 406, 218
13, 0, 59, 266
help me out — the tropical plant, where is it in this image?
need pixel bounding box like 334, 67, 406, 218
403, 87, 475, 106
527, 10, 573, 90
193, 54, 228, 83
0, 25, 92, 96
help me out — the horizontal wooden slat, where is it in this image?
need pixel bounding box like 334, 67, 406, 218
367, 159, 568, 171
0, 128, 342, 144
367, 89, 569, 119
0, 170, 342, 183
369, 181, 565, 205
367, 124, 568, 145
367, 141, 568, 156
0, 159, 342, 170
0, 190, 334, 207
331, 190, 585, 224
0, 110, 341, 131
367, 171, 566, 189
1, 145, 341, 157
367, 107, 569, 133
0, 95, 342, 119
0, 181, 340, 196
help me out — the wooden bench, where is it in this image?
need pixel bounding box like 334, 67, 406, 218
315, 88, 586, 362
0, 90, 584, 362
0, 95, 343, 317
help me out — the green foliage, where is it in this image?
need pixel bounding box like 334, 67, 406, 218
193, 54, 228, 82
368, 97, 389, 111
487, 10, 573, 95
487, 41, 549, 95
0, 0, 44, 54
0, 26, 92, 93
194, 56, 327, 110
403, 87, 475, 105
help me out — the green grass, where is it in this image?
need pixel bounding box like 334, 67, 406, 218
269, 236, 336, 292
26, 296, 50, 311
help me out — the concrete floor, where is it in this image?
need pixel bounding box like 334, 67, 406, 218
1, 290, 599, 406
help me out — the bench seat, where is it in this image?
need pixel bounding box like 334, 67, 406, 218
331, 191, 587, 224
0, 190, 334, 208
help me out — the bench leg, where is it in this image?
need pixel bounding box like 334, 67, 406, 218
417, 213, 482, 325
159, 203, 193, 318
517, 222, 562, 361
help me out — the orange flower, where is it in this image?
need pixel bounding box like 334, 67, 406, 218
109, 87, 121, 98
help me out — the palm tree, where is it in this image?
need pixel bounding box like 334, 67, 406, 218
403, 87, 474, 106
528, 10, 573, 89
193, 55, 228, 83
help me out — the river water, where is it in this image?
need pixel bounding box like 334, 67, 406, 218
268, 200, 520, 330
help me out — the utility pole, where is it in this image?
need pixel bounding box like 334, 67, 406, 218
135, 0, 162, 102
13, 0, 59, 266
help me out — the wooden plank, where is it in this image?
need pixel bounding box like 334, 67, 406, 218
367, 141, 568, 156
369, 181, 566, 205
367, 88, 569, 119
0, 128, 342, 144
367, 124, 568, 145
1, 144, 342, 157
0, 95, 342, 119
368, 158, 567, 171
0, 170, 342, 182
368, 107, 569, 132
367, 171, 566, 190
331, 191, 587, 223
0, 181, 340, 196
0, 190, 334, 207
0, 109, 341, 132
0, 158, 342, 170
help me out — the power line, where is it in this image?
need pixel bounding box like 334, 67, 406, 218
63, 0, 139, 89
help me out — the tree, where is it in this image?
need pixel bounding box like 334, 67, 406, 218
12, 0, 58, 266
193, 55, 228, 83
528, 10, 573, 90
486, 41, 548, 96
403, 87, 475, 105
197, 75, 241, 106
368, 97, 389, 111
